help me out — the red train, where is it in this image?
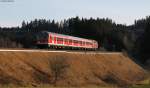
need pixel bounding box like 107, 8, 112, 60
36, 31, 98, 50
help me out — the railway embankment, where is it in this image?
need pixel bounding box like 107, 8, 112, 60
0, 51, 146, 87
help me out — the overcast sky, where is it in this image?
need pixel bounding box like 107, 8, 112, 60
0, 0, 150, 27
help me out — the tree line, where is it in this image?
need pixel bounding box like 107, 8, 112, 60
0, 16, 150, 65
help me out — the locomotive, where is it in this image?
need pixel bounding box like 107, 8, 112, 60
36, 31, 98, 50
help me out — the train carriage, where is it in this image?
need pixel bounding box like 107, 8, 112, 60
36, 31, 98, 50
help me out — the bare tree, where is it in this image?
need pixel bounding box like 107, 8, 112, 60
49, 56, 69, 86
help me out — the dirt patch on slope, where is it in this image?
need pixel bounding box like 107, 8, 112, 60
0, 51, 145, 87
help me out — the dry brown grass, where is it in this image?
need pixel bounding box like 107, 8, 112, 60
0, 51, 146, 87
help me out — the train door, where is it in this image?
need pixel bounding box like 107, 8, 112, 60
54, 35, 57, 44
49, 34, 52, 44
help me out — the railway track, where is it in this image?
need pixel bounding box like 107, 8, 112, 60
0, 49, 121, 55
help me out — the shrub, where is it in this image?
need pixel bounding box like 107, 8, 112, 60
49, 56, 69, 86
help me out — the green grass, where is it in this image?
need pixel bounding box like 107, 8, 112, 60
128, 69, 150, 88
129, 84, 150, 88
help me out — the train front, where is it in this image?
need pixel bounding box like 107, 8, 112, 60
36, 31, 49, 48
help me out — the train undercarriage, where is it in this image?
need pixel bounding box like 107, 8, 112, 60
36, 44, 97, 51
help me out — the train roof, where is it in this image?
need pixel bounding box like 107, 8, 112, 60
42, 31, 97, 42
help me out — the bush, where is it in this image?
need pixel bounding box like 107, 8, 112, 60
49, 56, 69, 86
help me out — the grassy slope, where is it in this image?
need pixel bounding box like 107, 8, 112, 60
0, 51, 146, 87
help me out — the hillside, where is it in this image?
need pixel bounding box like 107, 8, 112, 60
0, 51, 146, 87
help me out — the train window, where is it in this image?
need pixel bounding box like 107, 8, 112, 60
36, 32, 48, 40
82, 42, 85, 46
51, 36, 54, 41
90, 42, 93, 46
86, 42, 88, 45
57, 37, 63, 41
86, 42, 92, 46
68, 39, 72, 45
57, 37, 63, 44
79, 41, 82, 46
64, 39, 69, 44
74, 40, 78, 44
